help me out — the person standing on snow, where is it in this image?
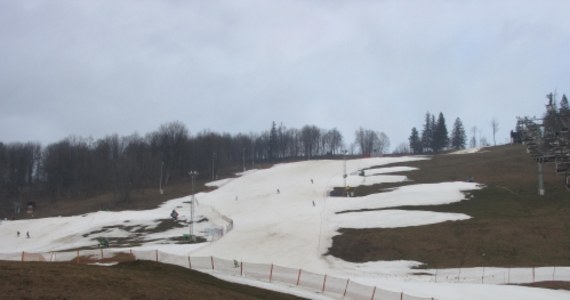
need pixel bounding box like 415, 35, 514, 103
171, 209, 179, 220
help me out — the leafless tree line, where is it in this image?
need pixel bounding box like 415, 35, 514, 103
0, 121, 391, 216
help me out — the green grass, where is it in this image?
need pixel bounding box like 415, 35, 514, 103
329, 144, 570, 268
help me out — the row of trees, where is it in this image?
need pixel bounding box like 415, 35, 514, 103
408, 112, 467, 154
355, 127, 390, 157
0, 121, 391, 214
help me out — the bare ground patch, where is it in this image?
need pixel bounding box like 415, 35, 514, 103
329, 145, 570, 268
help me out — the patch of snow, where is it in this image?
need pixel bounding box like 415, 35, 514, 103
448, 148, 481, 155
331, 210, 471, 229
88, 262, 119, 267
363, 166, 418, 176
206, 178, 233, 188
1, 156, 568, 300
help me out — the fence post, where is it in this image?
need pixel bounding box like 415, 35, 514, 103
343, 279, 350, 297
532, 267, 535, 282
400, 291, 404, 300
434, 269, 438, 283
321, 274, 327, 293
211, 256, 215, 270
155, 250, 159, 262
240, 261, 243, 276
21, 251, 24, 262
296, 269, 302, 286
370, 286, 376, 300
508, 267, 511, 284
188, 256, 192, 269
76, 250, 80, 264
553, 266, 556, 281
482, 267, 486, 284
269, 264, 274, 282
100, 248, 104, 259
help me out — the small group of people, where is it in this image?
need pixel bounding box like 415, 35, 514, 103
16, 231, 30, 238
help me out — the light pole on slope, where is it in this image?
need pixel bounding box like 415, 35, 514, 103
343, 150, 348, 193
242, 147, 246, 173
188, 170, 199, 240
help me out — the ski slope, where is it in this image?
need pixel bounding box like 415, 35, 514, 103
1, 154, 568, 300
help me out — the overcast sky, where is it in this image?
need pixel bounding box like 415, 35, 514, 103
1, 0, 570, 150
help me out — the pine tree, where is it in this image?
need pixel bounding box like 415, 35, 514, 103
421, 112, 434, 153
560, 94, 570, 120
408, 127, 422, 154
432, 112, 449, 153
450, 118, 467, 150
543, 92, 559, 137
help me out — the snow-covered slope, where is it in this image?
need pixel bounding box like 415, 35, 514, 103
1, 156, 568, 300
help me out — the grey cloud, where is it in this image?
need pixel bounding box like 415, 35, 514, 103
1, 0, 569, 147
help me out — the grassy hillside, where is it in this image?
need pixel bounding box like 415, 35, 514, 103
329, 144, 570, 268
0, 260, 303, 300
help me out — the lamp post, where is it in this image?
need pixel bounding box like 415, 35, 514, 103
242, 147, 246, 173
159, 161, 164, 195
343, 150, 348, 189
188, 170, 199, 240
211, 152, 216, 180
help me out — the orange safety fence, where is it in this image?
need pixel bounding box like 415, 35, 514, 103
5, 249, 570, 299
20, 249, 544, 300
242, 261, 273, 282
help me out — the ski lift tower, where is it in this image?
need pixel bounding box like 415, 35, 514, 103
188, 170, 199, 240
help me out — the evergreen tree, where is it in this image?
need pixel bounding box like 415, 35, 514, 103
421, 112, 434, 153
432, 112, 449, 153
450, 118, 467, 150
560, 94, 570, 120
430, 114, 436, 150
408, 127, 422, 154
543, 92, 559, 137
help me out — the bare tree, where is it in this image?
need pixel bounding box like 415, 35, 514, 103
300, 125, 321, 159
376, 132, 390, 155
355, 127, 377, 156
321, 128, 344, 155
149, 121, 189, 185
355, 127, 390, 156
470, 126, 478, 148
491, 118, 499, 146
392, 142, 410, 154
